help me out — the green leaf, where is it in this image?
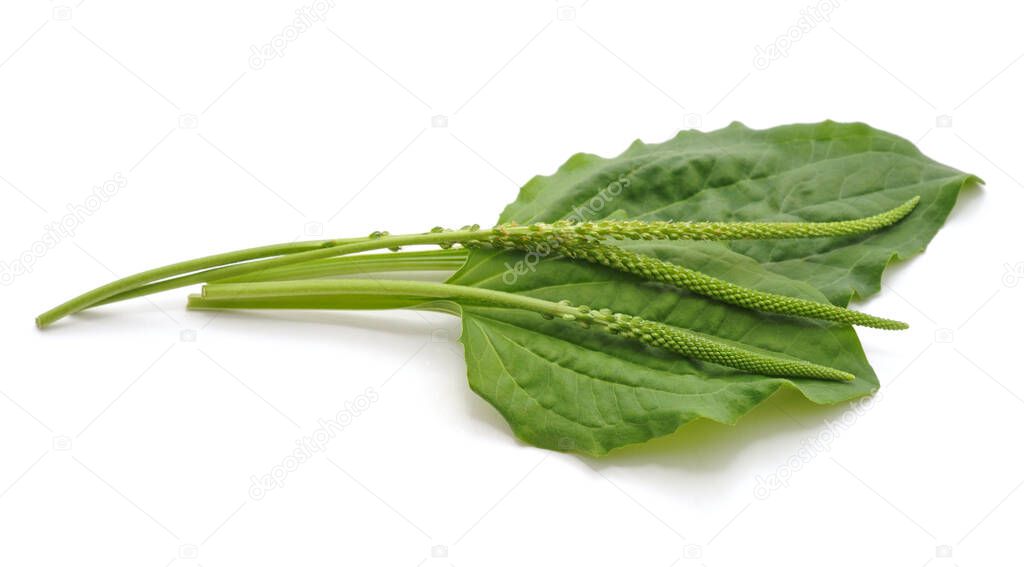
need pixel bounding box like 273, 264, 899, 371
449, 121, 977, 455
497, 120, 980, 305
449, 243, 877, 455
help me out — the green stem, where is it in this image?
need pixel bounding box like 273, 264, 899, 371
94, 249, 468, 307
34, 238, 357, 328
188, 292, 446, 313
199, 279, 854, 382
186, 251, 468, 312
225, 249, 468, 283
36, 230, 483, 328
203, 278, 573, 315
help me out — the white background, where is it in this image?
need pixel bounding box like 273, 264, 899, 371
1, 1, 1021, 565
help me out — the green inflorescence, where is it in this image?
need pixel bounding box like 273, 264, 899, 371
565, 302, 854, 382
539, 242, 905, 330
491, 196, 920, 244
481, 197, 918, 330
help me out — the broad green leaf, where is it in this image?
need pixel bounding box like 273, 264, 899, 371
497, 121, 980, 305
449, 243, 876, 455
449, 121, 977, 455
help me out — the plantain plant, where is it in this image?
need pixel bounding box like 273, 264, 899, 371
38, 121, 980, 455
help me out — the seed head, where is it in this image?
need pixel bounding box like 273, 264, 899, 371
561, 303, 854, 382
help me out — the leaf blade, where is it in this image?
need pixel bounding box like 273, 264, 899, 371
451, 245, 876, 455
498, 121, 980, 304
450, 121, 976, 454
